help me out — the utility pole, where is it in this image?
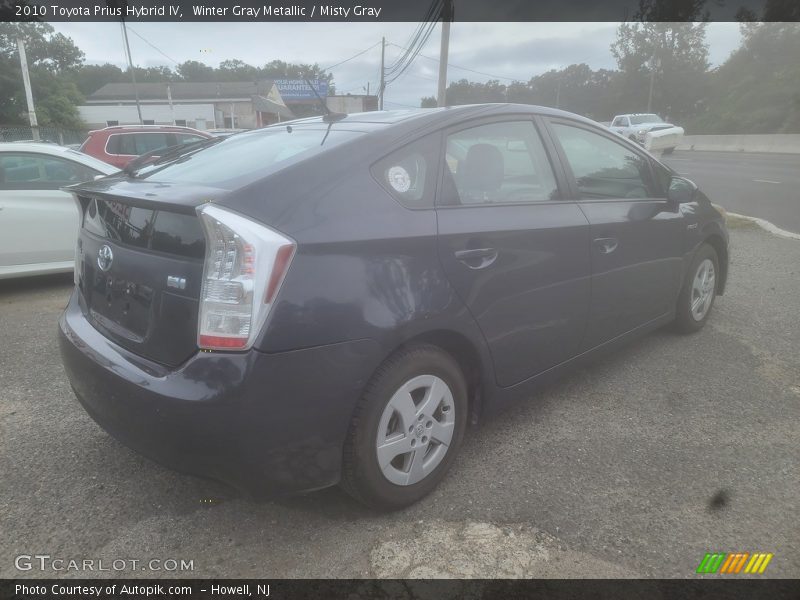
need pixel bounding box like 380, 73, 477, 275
17, 38, 39, 141
120, 21, 143, 124
646, 53, 658, 113
436, 0, 453, 107
379, 36, 385, 110
167, 83, 175, 125
555, 80, 561, 109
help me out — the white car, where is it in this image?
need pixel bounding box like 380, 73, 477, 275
609, 113, 684, 154
0, 143, 119, 279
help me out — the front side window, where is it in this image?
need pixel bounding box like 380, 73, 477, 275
441, 120, 558, 205
0, 153, 99, 189
551, 123, 655, 200
133, 133, 171, 154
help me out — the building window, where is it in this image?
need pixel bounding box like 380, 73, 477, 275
223, 116, 238, 128
143, 119, 155, 125
175, 119, 187, 127
106, 120, 119, 127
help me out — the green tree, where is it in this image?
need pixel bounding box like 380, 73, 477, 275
31, 72, 85, 128
176, 60, 215, 81
442, 79, 508, 105
689, 22, 800, 133
134, 65, 176, 82
0, 22, 85, 126
420, 96, 437, 108
217, 59, 260, 81
610, 0, 710, 122
66, 63, 126, 96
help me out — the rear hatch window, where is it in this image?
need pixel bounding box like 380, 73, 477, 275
135, 126, 363, 190
83, 198, 204, 258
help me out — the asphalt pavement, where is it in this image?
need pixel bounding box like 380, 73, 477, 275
1, 221, 798, 579
661, 150, 800, 234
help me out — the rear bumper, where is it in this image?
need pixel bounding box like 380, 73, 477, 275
58, 290, 380, 497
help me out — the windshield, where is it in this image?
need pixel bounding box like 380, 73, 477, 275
137, 126, 364, 189
630, 114, 664, 125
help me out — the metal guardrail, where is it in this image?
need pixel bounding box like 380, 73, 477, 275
0, 125, 89, 147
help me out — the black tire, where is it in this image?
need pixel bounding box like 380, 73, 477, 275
675, 243, 719, 333
662, 146, 675, 155
340, 344, 468, 510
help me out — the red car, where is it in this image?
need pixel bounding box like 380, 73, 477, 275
79, 125, 213, 168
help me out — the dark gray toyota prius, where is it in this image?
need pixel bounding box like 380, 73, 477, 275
59, 104, 729, 509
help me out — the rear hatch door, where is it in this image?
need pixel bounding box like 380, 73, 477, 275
71, 178, 225, 366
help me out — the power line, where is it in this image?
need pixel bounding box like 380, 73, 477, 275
126, 25, 180, 66
382, 0, 442, 86
387, 41, 522, 82
322, 41, 382, 71
384, 0, 441, 74
384, 22, 438, 85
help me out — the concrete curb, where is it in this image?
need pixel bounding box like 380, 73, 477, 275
721, 208, 800, 240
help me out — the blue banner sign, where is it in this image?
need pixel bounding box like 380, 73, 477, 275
275, 79, 329, 100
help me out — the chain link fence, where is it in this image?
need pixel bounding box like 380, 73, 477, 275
0, 125, 89, 148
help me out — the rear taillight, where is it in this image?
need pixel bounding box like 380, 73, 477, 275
197, 204, 295, 351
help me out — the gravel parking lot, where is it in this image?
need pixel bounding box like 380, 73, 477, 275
1, 222, 798, 579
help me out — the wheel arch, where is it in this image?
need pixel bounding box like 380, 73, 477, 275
392, 328, 489, 426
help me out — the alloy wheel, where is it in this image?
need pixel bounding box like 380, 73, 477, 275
691, 258, 716, 321
375, 374, 455, 486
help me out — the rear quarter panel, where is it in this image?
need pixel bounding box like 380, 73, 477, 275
219, 142, 495, 399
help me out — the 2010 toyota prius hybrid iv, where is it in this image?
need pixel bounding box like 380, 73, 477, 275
59, 104, 729, 509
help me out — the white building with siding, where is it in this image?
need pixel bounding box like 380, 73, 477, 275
79, 81, 294, 130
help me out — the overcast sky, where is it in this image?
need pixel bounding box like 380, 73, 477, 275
53, 22, 743, 108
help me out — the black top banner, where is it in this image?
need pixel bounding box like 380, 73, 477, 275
1, 0, 798, 22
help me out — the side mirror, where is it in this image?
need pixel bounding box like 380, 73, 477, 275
667, 176, 697, 205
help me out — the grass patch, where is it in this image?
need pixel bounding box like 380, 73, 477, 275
725, 214, 759, 229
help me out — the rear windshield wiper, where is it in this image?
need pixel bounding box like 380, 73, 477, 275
123, 136, 225, 178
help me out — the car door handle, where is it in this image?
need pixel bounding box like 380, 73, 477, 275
593, 237, 618, 254
454, 248, 498, 269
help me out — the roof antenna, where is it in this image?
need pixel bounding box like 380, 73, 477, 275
304, 77, 346, 123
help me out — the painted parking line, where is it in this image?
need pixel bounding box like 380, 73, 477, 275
753, 179, 781, 184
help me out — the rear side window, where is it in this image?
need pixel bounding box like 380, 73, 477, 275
441, 120, 558, 205
108, 133, 172, 155
140, 126, 363, 190
371, 135, 439, 209
0, 153, 99, 189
